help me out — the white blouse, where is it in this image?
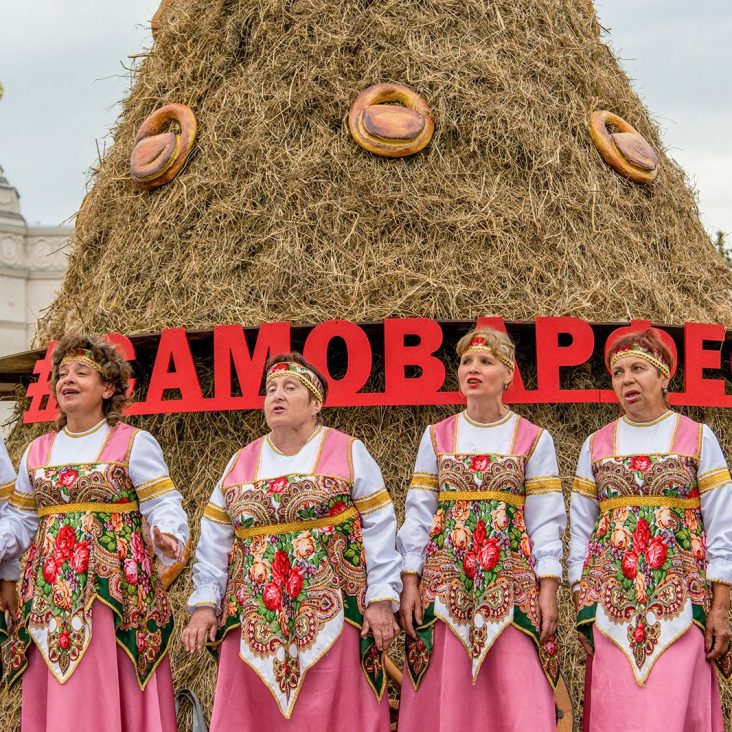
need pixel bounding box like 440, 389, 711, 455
0, 436, 18, 581
188, 426, 402, 612
568, 411, 732, 589
396, 411, 566, 580
0, 421, 189, 568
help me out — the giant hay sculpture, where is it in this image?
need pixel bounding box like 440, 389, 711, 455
3, 0, 732, 728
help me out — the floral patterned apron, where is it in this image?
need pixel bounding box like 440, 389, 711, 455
212, 428, 389, 718
577, 415, 732, 683
2, 424, 173, 689
406, 414, 560, 690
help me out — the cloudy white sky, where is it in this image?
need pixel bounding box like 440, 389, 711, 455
0, 1, 729, 240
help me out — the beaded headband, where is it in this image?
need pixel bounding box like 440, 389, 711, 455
609, 345, 670, 379
464, 335, 515, 370
266, 362, 325, 401
59, 349, 103, 374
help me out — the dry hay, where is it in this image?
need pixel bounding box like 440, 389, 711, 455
3, 0, 732, 728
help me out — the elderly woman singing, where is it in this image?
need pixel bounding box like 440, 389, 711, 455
396, 327, 566, 732
569, 327, 732, 731
0, 334, 189, 732
183, 352, 402, 731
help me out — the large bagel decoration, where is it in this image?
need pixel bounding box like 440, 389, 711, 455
130, 103, 197, 189
348, 82, 434, 158
589, 110, 658, 184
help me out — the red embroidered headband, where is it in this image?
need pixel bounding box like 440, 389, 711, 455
266, 362, 325, 401
59, 349, 103, 374
609, 344, 670, 379
465, 335, 515, 370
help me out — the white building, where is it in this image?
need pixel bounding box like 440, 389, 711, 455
0, 165, 70, 356
0, 164, 71, 427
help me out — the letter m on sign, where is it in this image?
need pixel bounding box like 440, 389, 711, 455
213, 323, 291, 402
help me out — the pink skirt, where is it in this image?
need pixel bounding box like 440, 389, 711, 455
21, 602, 177, 732
583, 626, 724, 732
210, 622, 390, 731
398, 621, 555, 732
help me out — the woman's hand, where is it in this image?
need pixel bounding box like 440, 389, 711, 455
573, 589, 594, 657
399, 574, 423, 640
537, 577, 558, 643
0, 580, 18, 619
181, 607, 218, 653
706, 584, 731, 661
362, 599, 400, 652
153, 527, 183, 562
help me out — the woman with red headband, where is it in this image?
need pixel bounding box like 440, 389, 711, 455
183, 352, 401, 731
396, 328, 565, 731
569, 327, 732, 730
0, 333, 189, 731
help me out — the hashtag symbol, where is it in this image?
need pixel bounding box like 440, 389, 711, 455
24, 342, 58, 424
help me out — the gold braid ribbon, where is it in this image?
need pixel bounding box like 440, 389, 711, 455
599, 496, 699, 512
234, 506, 357, 539
37, 501, 140, 517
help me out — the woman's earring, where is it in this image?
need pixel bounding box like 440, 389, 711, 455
662, 387, 668, 394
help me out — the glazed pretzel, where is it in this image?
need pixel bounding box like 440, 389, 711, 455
130, 103, 197, 189
589, 110, 658, 184
348, 82, 434, 158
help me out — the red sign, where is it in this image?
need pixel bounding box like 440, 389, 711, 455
23, 317, 732, 423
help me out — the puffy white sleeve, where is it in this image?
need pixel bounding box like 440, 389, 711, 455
129, 430, 189, 566
187, 454, 236, 613
0, 437, 19, 581
351, 440, 402, 608
697, 425, 732, 585
0, 448, 39, 578
568, 436, 599, 590
524, 430, 566, 580
395, 426, 439, 576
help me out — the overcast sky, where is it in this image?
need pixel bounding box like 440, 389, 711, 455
0, 1, 729, 241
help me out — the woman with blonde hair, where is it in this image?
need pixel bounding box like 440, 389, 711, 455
0, 333, 188, 732
183, 351, 402, 731
397, 327, 565, 731
570, 327, 731, 730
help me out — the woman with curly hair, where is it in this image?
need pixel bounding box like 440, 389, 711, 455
183, 351, 401, 731
0, 333, 189, 732
396, 327, 565, 731
569, 327, 731, 730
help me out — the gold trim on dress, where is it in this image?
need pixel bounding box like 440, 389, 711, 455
572, 476, 597, 499
0, 481, 14, 501
9, 490, 36, 511
621, 410, 674, 428
37, 501, 140, 517
462, 410, 514, 429
698, 468, 731, 494
234, 506, 357, 539
354, 488, 392, 515
135, 476, 176, 502
62, 419, 107, 438
265, 425, 323, 457
409, 473, 439, 491
599, 496, 700, 512
203, 503, 231, 524
524, 476, 562, 495
437, 490, 525, 507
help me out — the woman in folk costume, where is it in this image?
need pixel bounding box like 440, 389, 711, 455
0, 334, 189, 732
183, 352, 402, 731
397, 327, 565, 732
0, 434, 19, 648
569, 328, 732, 731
